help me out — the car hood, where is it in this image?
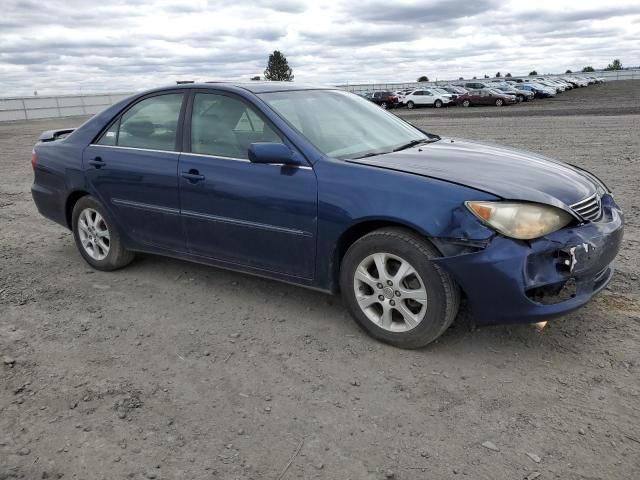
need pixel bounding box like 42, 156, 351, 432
349, 138, 596, 211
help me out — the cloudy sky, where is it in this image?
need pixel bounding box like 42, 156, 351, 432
1, 0, 639, 95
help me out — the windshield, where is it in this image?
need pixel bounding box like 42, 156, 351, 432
432, 88, 449, 94
259, 89, 432, 159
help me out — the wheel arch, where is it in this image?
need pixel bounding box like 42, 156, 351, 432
330, 218, 442, 293
65, 190, 91, 229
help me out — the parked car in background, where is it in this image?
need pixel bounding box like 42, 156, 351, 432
432, 87, 460, 101
441, 86, 468, 96
538, 79, 565, 93
517, 83, 556, 98
403, 88, 454, 109
464, 81, 490, 90
369, 91, 399, 109
456, 89, 517, 107
493, 85, 534, 102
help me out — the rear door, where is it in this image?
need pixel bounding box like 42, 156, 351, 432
83, 92, 186, 251
178, 91, 318, 279
422, 90, 435, 105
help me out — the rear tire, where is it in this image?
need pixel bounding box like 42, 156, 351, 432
380, 102, 388, 109
72, 196, 134, 271
516, 94, 524, 102
340, 227, 460, 349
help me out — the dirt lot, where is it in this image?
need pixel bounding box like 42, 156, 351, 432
1, 81, 639, 480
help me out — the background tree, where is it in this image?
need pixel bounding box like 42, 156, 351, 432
458, 76, 464, 80
483, 74, 489, 79
495, 72, 501, 78
529, 70, 538, 76
582, 66, 595, 72
417, 75, 429, 82
250, 75, 260, 81
565, 69, 572, 74
472, 76, 477, 79
505, 73, 512, 77
263, 50, 294, 81
604, 59, 622, 71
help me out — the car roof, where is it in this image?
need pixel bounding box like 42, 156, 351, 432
137, 82, 335, 96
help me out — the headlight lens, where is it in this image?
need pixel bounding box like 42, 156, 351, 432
465, 201, 573, 240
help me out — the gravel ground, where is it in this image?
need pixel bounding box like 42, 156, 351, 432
1, 80, 639, 480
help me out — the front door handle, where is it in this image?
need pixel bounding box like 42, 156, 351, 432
88, 157, 106, 168
181, 170, 205, 183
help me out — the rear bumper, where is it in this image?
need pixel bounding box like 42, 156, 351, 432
32, 182, 68, 228
435, 195, 624, 325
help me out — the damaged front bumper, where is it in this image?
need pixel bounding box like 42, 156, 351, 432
434, 194, 624, 326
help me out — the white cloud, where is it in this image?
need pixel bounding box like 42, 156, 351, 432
0, 0, 639, 95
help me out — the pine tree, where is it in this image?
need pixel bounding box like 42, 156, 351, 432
604, 59, 622, 71
263, 51, 294, 81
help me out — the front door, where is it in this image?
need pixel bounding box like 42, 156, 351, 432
178, 92, 317, 279
84, 92, 186, 251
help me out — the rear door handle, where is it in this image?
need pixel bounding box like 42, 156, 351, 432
88, 157, 106, 168
181, 170, 205, 183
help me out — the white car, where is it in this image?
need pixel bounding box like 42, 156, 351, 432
403, 88, 453, 109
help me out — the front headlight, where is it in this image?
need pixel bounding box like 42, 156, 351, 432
465, 201, 573, 240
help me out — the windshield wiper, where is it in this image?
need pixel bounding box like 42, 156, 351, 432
351, 151, 388, 159
392, 137, 438, 152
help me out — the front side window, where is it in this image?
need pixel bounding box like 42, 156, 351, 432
190, 93, 282, 159
260, 89, 430, 160
97, 93, 183, 151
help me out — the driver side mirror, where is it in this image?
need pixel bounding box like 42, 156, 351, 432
248, 143, 300, 166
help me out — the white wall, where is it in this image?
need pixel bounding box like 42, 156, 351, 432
1, 68, 638, 122
0, 93, 133, 122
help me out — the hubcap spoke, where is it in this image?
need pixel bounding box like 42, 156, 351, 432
379, 304, 393, 329
357, 294, 378, 309
399, 286, 428, 303
392, 260, 414, 284
372, 253, 388, 281
355, 266, 378, 289
394, 302, 421, 328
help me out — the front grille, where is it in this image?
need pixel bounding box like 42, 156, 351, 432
571, 193, 602, 222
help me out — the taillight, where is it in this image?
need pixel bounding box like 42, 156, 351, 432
31, 149, 37, 171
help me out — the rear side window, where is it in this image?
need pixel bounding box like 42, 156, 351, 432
97, 93, 183, 151
190, 93, 282, 159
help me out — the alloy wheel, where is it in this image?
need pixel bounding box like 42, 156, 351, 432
77, 208, 110, 260
353, 252, 428, 332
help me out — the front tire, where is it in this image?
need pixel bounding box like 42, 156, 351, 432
406, 101, 415, 109
516, 94, 524, 102
380, 102, 388, 109
495, 98, 504, 106
462, 99, 471, 107
72, 196, 134, 271
434, 99, 443, 108
340, 228, 460, 349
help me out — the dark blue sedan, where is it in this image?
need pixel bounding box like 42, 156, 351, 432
31, 83, 624, 348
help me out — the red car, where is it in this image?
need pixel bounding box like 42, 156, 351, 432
456, 89, 517, 107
